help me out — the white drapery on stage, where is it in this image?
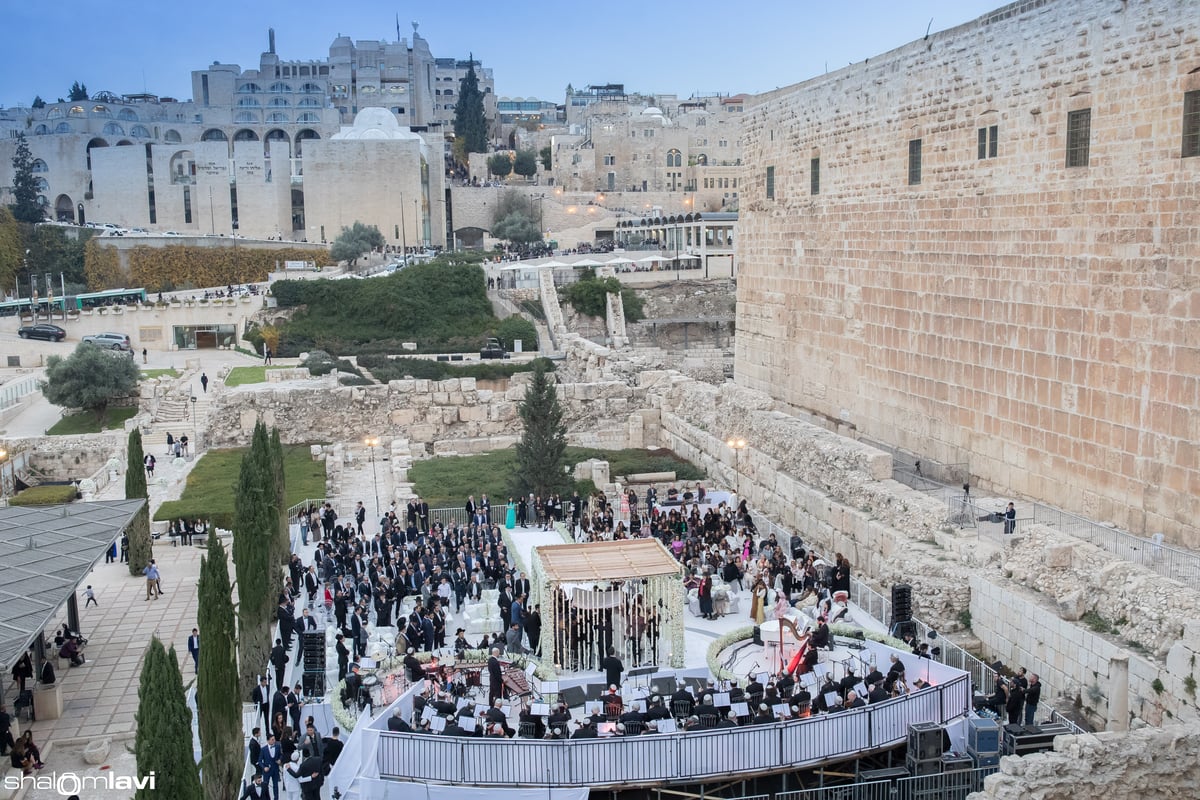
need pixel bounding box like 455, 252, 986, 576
530, 539, 685, 672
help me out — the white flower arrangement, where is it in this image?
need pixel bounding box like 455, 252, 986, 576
331, 679, 357, 732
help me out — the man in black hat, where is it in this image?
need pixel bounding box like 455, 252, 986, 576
453, 628, 469, 657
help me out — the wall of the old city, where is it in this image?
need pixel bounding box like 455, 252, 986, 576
736, 0, 1200, 546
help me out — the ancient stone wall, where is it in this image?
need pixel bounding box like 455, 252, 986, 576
18, 433, 128, 480
737, 0, 1200, 546
969, 723, 1200, 800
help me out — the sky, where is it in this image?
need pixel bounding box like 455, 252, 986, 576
1, 0, 1004, 108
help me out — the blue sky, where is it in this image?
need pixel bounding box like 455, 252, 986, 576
2, 0, 1003, 107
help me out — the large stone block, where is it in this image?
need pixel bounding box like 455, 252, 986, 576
1045, 543, 1076, 569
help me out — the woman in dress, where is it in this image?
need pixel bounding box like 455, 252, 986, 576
750, 577, 768, 624
505, 497, 516, 530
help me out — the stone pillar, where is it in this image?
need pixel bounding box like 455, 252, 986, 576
1107, 652, 1130, 732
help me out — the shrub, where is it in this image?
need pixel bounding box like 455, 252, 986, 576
360, 355, 554, 383
563, 269, 643, 322
10, 484, 78, 505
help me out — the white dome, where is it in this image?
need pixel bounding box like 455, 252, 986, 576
332, 107, 422, 141
641, 106, 663, 116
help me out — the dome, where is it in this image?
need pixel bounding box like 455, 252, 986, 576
332, 107, 423, 141
641, 106, 664, 116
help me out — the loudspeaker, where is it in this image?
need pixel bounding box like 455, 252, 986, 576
890, 583, 913, 623
752, 626, 763, 646
905, 754, 941, 776
908, 722, 944, 761
559, 685, 587, 708
302, 672, 325, 697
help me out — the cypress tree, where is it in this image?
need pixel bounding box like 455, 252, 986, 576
232, 424, 273, 694
135, 638, 202, 800
513, 359, 570, 499
125, 429, 154, 576
453, 55, 488, 155
269, 427, 290, 579
9, 134, 42, 224
197, 535, 241, 800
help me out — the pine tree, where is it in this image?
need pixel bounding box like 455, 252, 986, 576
233, 422, 275, 693
453, 55, 488, 155
9, 133, 42, 223
125, 429, 154, 576
135, 638, 202, 800
513, 359, 570, 499
197, 535, 241, 800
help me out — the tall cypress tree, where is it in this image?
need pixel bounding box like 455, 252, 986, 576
135, 638, 202, 800
9, 134, 42, 224
513, 359, 570, 499
453, 55, 488, 155
269, 427, 290, 581
232, 423, 273, 694
197, 535, 241, 800
126, 429, 154, 576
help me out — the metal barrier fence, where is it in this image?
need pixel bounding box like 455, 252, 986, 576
776, 764, 1000, 800
286, 498, 327, 524
377, 675, 971, 786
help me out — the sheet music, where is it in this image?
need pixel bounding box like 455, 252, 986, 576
461, 716, 476, 732
421, 705, 435, 721
631, 699, 646, 713
540, 681, 559, 694
525, 663, 537, 677
531, 702, 550, 715
456, 698, 469, 710
731, 702, 750, 717
713, 692, 731, 707
657, 718, 677, 733
824, 692, 839, 708
430, 716, 446, 732
755, 672, 771, 686
855, 682, 869, 697
772, 703, 788, 717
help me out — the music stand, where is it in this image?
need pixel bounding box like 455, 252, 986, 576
650, 678, 676, 697
626, 666, 658, 691
559, 686, 587, 709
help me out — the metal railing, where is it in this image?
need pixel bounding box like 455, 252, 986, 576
286, 498, 327, 524
0, 375, 40, 412
776, 764, 1000, 800
376, 674, 971, 787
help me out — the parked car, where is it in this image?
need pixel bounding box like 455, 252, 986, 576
82, 332, 132, 351
17, 323, 66, 342
480, 337, 508, 359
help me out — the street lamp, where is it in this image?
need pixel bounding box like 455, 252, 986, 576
725, 437, 747, 506
0, 448, 8, 505
365, 437, 381, 518
189, 396, 198, 451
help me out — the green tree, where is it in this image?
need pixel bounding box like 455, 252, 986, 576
135, 638, 202, 800
562, 268, 644, 322
453, 55, 488, 155
125, 429, 154, 576
197, 535, 241, 800
9, 133, 42, 223
487, 153, 512, 179
68, 81, 88, 101
28, 224, 91, 289
268, 427, 289, 581
42, 342, 140, 420
232, 421, 277, 693
31, 96, 45, 109
329, 221, 385, 265
539, 146, 552, 171
493, 213, 541, 244
513, 150, 538, 180
513, 359, 570, 499
0, 207, 22, 292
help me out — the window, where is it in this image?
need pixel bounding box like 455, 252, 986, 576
667, 149, 681, 167
183, 186, 192, 224
810, 157, 820, 195
32, 159, 48, 173
977, 125, 998, 159
1183, 90, 1200, 158
603, 154, 615, 166
1066, 109, 1091, 168
765, 166, 775, 199
907, 139, 923, 185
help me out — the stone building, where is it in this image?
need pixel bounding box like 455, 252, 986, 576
736, 0, 1200, 546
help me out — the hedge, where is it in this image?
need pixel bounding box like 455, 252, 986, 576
10, 484, 79, 506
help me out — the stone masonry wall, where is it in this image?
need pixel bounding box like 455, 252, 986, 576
737, 0, 1200, 546
969, 723, 1200, 800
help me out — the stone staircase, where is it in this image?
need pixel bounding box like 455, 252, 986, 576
144, 371, 218, 453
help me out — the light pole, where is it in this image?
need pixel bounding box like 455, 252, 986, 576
190, 396, 198, 451
399, 192, 408, 259
365, 437, 381, 518
725, 437, 747, 506
0, 448, 9, 506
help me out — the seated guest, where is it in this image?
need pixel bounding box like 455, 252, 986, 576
571, 719, 597, 739
716, 711, 739, 729
59, 639, 84, 667
845, 691, 866, 709
645, 696, 670, 721
387, 709, 411, 732
17, 732, 42, 770
810, 616, 831, 650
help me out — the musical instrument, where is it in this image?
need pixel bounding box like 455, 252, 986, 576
362, 675, 380, 687
502, 666, 532, 699
779, 617, 814, 676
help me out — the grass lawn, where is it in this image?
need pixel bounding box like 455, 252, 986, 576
141, 368, 180, 380
154, 444, 326, 527
46, 407, 138, 436
225, 366, 289, 387
409, 447, 706, 508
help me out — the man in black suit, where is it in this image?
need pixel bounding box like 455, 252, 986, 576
251, 677, 271, 728
600, 646, 623, 691
297, 754, 324, 800
246, 728, 263, 771
241, 772, 269, 799
321, 727, 344, 771
271, 685, 288, 723
355, 501, 366, 535
487, 648, 504, 706
270, 639, 289, 690
335, 634, 350, 682
671, 681, 695, 718
277, 602, 295, 651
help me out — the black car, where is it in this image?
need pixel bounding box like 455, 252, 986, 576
17, 324, 66, 342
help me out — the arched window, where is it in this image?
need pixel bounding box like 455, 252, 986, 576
32, 159, 48, 172
268, 97, 290, 107
297, 97, 322, 108
46, 107, 63, 120
91, 105, 111, 118
201, 128, 228, 142
34, 124, 49, 135
233, 129, 260, 142
265, 129, 290, 158
666, 149, 681, 168
300, 83, 321, 94
294, 129, 320, 157
54, 122, 72, 133
34, 178, 49, 192
266, 112, 289, 123
237, 97, 262, 108
234, 111, 260, 123
118, 108, 138, 121
269, 82, 292, 94
237, 82, 262, 94
102, 122, 124, 136
296, 112, 320, 123
169, 150, 195, 184
68, 105, 86, 117
164, 129, 182, 143
130, 125, 150, 138
696, 153, 708, 166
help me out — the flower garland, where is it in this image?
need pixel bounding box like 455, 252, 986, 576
705, 624, 912, 680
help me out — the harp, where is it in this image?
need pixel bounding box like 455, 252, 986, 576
778, 617, 813, 676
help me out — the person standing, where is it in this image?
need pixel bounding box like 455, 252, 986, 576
355, 502, 366, 536
601, 646, 624, 691
141, 347, 147, 364
11, 652, 32, 695
487, 648, 504, 706
83, 585, 98, 608
257, 733, 282, 799
105, 540, 117, 564
143, 560, 160, 600
1004, 502, 1017, 534
270, 639, 289, 689
264, 345, 273, 365
164, 432, 174, 456
200, 372, 209, 393
1023, 673, 1042, 725
187, 628, 200, 674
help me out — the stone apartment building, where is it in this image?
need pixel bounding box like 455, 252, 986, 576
736, 0, 1200, 546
